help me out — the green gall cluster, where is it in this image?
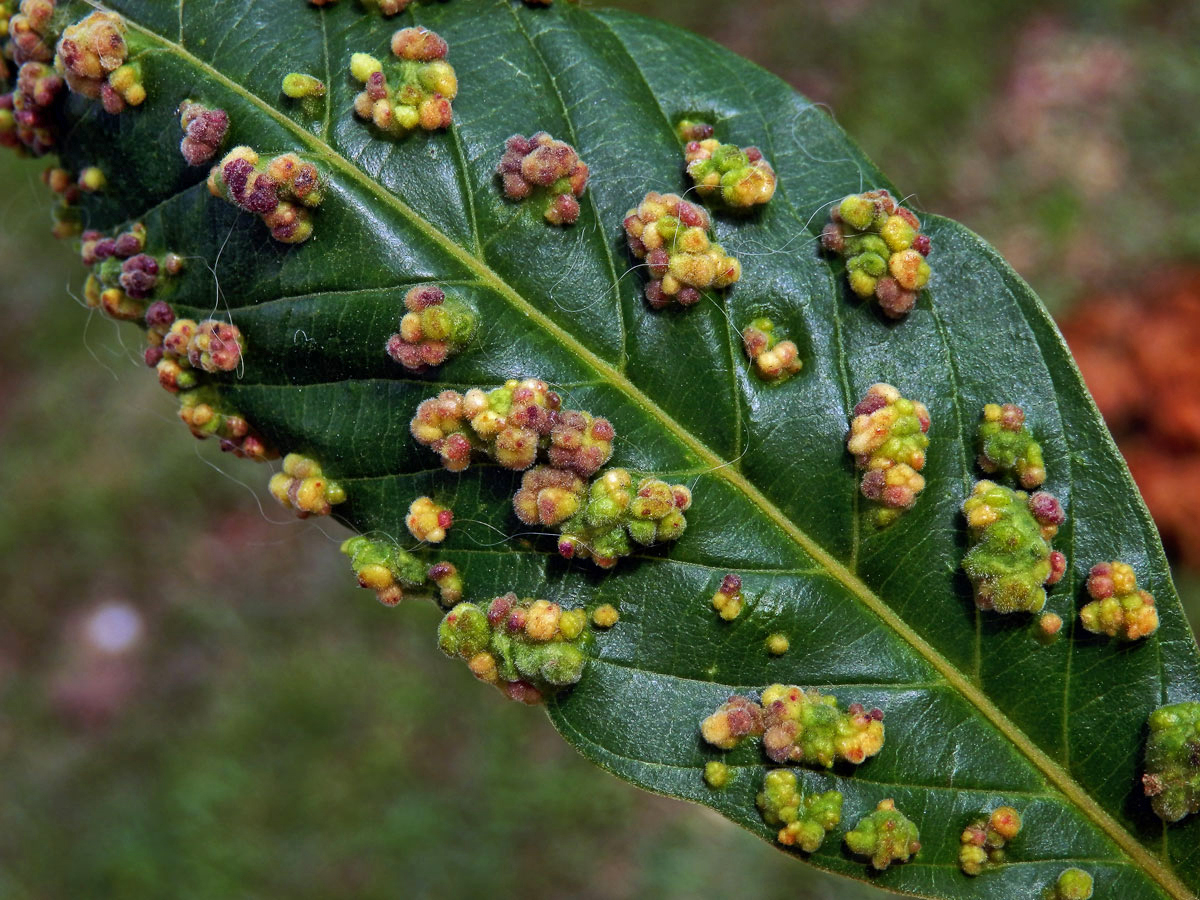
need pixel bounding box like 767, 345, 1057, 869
821, 189, 932, 319
711, 573, 744, 621
179, 100, 229, 166
700, 685, 885, 768
977, 403, 1046, 489
1052, 868, 1094, 900
8, 0, 55, 67
267, 453, 346, 518
703, 760, 731, 789
341, 535, 449, 607
684, 138, 776, 209
844, 798, 920, 870
958, 805, 1022, 876
847, 383, 930, 526
742, 318, 801, 381
55, 10, 146, 114
516, 467, 691, 569
765, 633, 789, 655
208, 147, 323, 243
405, 495, 453, 544
1142, 701, 1200, 823
411, 379, 614, 476
1081, 561, 1159, 641
437, 593, 592, 703
350, 28, 457, 136
623, 191, 741, 309
2, 61, 65, 156
675, 119, 714, 142
385, 284, 477, 371
496, 132, 590, 226
962, 480, 1067, 614
760, 684, 885, 767
756, 769, 842, 851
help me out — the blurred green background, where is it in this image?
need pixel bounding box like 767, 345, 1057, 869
3, 1, 1199, 897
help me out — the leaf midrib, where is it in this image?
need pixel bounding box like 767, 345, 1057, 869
106, 5, 1187, 895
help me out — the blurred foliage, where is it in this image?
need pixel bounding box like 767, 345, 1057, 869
3, 0, 1199, 897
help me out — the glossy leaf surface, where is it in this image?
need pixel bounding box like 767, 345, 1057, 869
27, 0, 1200, 896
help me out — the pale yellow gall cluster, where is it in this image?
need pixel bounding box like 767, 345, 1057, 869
1081, 561, 1159, 641
765, 633, 789, 655
350, 28, 457, 135
341, 535, 459, 607
405, 496, 453, 544
959, 805, 1022, 875
55, 11, 146, 114
623, 191, 741, 308
591, 604, 619, 628
742, 318, 802, 381
711, 573, 744, 621
847, 383, 931, 525
267, 454, 347, 518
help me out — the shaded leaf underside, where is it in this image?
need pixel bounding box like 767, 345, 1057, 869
51, 0, 1200, 895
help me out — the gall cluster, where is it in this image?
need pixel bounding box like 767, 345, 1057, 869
267, 453, 347, 517
410, 379, 614, 476
844, 799, 921, 870
80, 222, 176, 320
623, 191, 741, 309
700, 684, 885, 768
208, 147, 324, 243
385, 284, 477, 372
821, 189, 932, 319
516, 466, 692, 568
437, 594, 592, 704
962, 480, 1066, 614
350, 27, 457, 135
1142, 701, 1200, 824
178, 100, 228, 166
756, 770, 842, 852
741, 318, 801, 381
846, 383, 930, 526
1081, 561, 1159, 641
1, 60, 64, 155
684, 137, 776, 210
7, 0, 56, 68
977, 402, 1046, 489
710, 573, 744, 621
405, 495, 453, 544
958, 806, 1021, 876
341, 535, 461, 607
496, 132, 590, 226
56, 11, 146, 114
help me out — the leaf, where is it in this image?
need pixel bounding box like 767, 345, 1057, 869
20, 0, 1200, 896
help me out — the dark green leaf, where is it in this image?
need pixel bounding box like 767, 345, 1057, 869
20, 0, 1200, 896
